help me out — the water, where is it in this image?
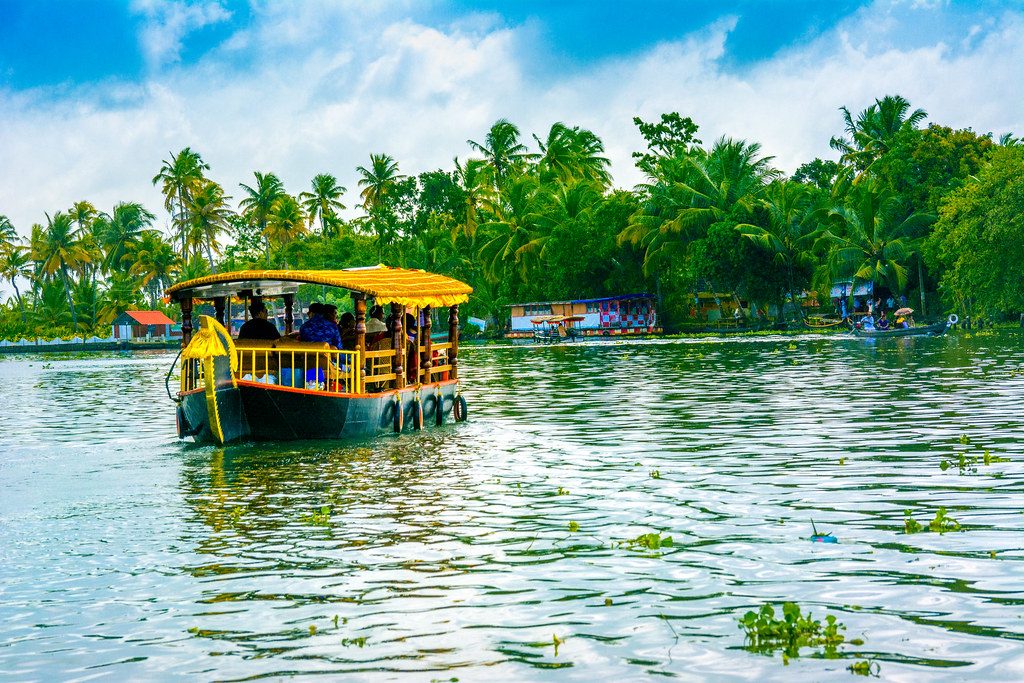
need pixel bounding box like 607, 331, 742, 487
2, 333, 1024, 681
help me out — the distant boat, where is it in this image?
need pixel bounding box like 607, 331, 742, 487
851, 319, 952, 338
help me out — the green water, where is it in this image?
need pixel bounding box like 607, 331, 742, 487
2, 332, 1024, 681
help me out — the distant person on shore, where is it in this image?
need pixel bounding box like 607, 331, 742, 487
237, 301, 280, 341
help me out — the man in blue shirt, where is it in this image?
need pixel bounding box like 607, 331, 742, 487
299, 302, 342, 348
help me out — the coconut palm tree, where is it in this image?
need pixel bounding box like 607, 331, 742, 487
453, 157, 492, 240
738, 181, 825, 322
238, 171, 285, 266
35, 212, 91, 332
128, 230, 180, 307
188, 180, 233, 271
265, 195, 307, 265
467, 119, 530, 187
830, 95, 927, 173
0, 214, 17, 249
153, 148, 209, 258
357, 154, 407, 260
100, 202, 156, 273
477, 175, 543, 282
0, 244, 32, 323
534, 122, 612, 187
299, 173, 346, 236
816, 178, 933, 307
620, 137, 778, 272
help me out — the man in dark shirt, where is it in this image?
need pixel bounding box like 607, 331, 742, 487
299, 302, 342, 348
237, 301, 281, 340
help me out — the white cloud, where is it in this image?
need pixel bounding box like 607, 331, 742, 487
1, 0, 1022, 249
132, 0, 232, 68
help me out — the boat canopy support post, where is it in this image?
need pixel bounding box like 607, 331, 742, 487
352, 292, 366, 392
448, 304, 459, 380
391, 303, 406, 389
180, 297, 194, 347
409, 307, 421, 384
421, 306, 432, 382
283, 293, 294, 334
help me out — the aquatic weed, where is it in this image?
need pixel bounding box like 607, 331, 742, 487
940, 449, 1009, 475
738, 602, 847, 659
848, 659, 879, 676
650, 469, 661, 479
300, 506, 332, 526
904, 507, 961, 534
619, 531, 673, 551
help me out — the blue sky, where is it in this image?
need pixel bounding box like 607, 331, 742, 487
0, 0, 1022, 240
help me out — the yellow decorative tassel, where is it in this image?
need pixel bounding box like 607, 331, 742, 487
182, 326, 226, 360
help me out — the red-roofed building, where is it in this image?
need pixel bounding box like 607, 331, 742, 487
111, 310, 180, 340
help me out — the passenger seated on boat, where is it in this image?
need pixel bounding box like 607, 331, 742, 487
896, 316, 909, 329
275, 338, 347, 389
366, 305, 388, 347
237, 300, 281, 341
339, 312, 356, 350
861, 314, 875, 331
877, 311, 890, 330
299, 302, 342, 349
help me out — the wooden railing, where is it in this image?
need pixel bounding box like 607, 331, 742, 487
234, 342, 360, 394
179, 340, 456, 396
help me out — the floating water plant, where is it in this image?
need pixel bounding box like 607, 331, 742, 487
904, 507, 961, 534
738, 602, 847, 659
556, 487, 570, 496
650, 469, 661, 479
341, 636, 367, 647
552, 633, 564, 656
567, 521, 580, 532
300, 506, 332, 526
619, 531, 673, 551
848, 659, 879, 676
940, 449, 1009, 475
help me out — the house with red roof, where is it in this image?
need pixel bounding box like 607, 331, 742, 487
111, 310, 180, 340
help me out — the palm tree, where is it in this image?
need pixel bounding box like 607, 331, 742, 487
356, 154, 407, 260
35, 212, 90, 332
153, 148, 209, 258
477, 175, 543, 282
0, 245, 32, 323
830, 95, 927, 173
0, 214, 17, 249
738, 181, 824, 322
816, 178, 932, 308
453, 157, 492, 240
238, 171, 285, 266
188, 180, 233, 270
127, 231, 180, 307
100, 202, 156, 273
265, 195, 307, 264
534, 122, 612, 187
467, 119, 530, 187
97, 272, 144, 326
299, 174, 346, 236
620, 137, 778, 272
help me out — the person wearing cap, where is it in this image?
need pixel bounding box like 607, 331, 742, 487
237, 300, 281, 340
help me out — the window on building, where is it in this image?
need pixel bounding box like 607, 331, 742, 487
586, 302, 600, 313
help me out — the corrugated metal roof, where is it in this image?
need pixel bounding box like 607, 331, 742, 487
124, 310, 176, 325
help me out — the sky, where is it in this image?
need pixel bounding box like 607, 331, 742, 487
1, 0, 1022, 238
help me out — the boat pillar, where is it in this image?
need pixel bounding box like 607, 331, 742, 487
448, 304, 459, 380
391, 303, 406, 389
180, 297, 194, 346
283, 293, 294, 334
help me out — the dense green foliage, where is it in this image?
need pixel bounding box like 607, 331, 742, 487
1, 94, 1019, 340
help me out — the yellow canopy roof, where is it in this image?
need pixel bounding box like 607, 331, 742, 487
166, 265, 472, 308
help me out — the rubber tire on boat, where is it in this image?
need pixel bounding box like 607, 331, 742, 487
412, 398, 424, 430
948, 314, 959, 325
435, 394, 444, 426
393, 399, 404, 433
454, 395, 468, 422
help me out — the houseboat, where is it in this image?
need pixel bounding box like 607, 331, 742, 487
166, 265, 472, 445
507, 294, 659, 338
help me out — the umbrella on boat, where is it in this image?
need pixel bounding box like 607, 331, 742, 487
894, 307, 914, 316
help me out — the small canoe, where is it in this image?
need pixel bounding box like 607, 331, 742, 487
851, 321, 950, 338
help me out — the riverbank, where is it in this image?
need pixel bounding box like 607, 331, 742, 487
0, 339, 179, 354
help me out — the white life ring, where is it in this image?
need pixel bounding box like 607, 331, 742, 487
948, 314, 959, 325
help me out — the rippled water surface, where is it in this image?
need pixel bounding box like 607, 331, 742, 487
3, 333, 1024, 681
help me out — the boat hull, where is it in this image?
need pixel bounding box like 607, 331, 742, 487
852, 322, 949, 338
178, 380, 460, 444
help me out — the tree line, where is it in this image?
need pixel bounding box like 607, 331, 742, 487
1, 93, 1021, 340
